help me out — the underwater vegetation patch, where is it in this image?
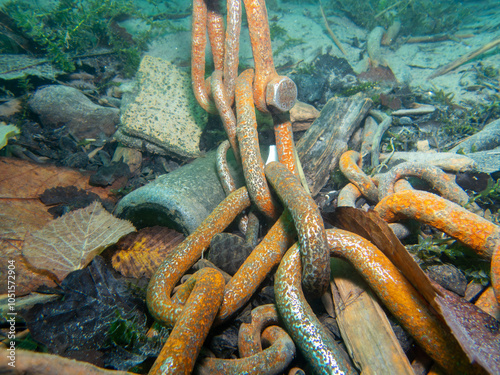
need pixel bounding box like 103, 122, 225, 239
0, 0, 150, 75
328, 0, 470, 36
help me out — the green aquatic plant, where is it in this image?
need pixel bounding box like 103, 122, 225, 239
1, 0, 146, 74
329, 0, 470, 36
340, 81, 377, 96
469, 178, 500, 213
269, 22, 288, 40
407, 234, 490, 286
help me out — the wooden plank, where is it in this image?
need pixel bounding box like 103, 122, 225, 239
331, 258, 414, 375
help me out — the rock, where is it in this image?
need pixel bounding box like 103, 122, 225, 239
426, 263, 467, 296
290, 54, 357, 108
451, 118, 500, 154
464, 147, 500, 173
89, 161, 130, 187
28, 85, 119, 139
112, 146, 142, 175
207, 233, 254, 276
61, 152, 89, 169
115, 55, 207, 158
290, 101, 320, 132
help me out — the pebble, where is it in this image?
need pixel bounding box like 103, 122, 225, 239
207, 233, 254, 276
28, 85, 119, 140
426, 263, 467, 296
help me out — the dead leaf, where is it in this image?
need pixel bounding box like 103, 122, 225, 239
434, 283, 500, 374
0, 157, 117, 241
23, 256, 156, 370
0, 239, 57, 295
22, 202, 135, 282
0, 350, 133, 375
111, 226, 185, 278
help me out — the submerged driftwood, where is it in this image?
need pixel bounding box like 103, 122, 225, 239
296, 96, 372, 196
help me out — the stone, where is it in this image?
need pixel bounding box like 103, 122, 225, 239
112, 146, 142, 175
28, 85, 119, 139
207, 233, 254, 276
290, 100, 320, 132
115, 55, 207, 158
426, 263, 467, 296
451, 118, 500, 154
464, 147, 500, 174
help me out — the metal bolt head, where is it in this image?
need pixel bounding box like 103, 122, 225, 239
266, 76, 297, 113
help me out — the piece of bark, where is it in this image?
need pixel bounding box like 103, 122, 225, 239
0, 350, 133, 375
331, 258, 414, 375
296, 96, 372, 196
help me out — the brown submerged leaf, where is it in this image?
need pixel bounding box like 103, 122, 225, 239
22, 202, 135, 282
111, 226, 185, 278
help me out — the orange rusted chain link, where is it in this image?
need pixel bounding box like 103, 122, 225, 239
223, 0, 242, 106
377, 162, 471, 206
191, 0, 217, 114
236, 69, 281, 220
275, 241, 356, 375
325, 229, 480, 374
195, 325, 295, 374
339, 150, 378, 202
244, 210, 260, 247
215, 211, 296, 323
375, 189, 500, 260
242, 0, 277, 113
216, 140, 237, 195
274, 113, 298, 176
212, 71, 240, 161
147, 187, 251, 327
265, 161, 330, 298
492, 247, 500, 305
337, 182, 411, 239
238, 304, 283, 356
149, 268, 225, 375
337, 182, 363, 208
206, 0, 225, 71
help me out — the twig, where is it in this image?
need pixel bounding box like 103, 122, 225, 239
375, 0, 403, 19
428, 36, 500, 79
406, 33, 474, 44
319, 0, 347, 56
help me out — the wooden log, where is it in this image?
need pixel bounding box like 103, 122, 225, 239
296, 96, 372, 196
331, 258, 414, 375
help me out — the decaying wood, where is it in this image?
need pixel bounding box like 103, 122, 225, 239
406, 34, 474, 44
331, 258, 414, 375
296, 96, 372, 196
428, 36, 500, 79
0, 350, 133, 375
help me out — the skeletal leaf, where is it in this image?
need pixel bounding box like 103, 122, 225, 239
22, 201, 135, 282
